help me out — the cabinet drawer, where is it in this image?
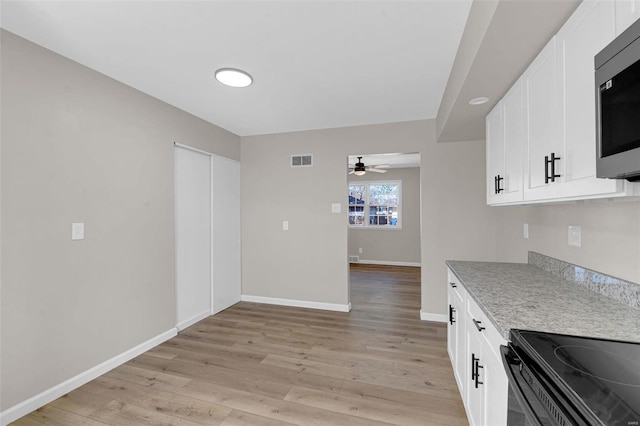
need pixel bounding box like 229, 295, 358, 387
466, 295, 507, 359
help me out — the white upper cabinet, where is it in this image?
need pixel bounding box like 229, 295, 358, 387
486, 79, 524, 206
523, 37, 563, 201
486, 102, 505, 205
502, 80, 525, 203
488, 0, 640, 206
552, 0, 627, 200
615, 0, 640, 35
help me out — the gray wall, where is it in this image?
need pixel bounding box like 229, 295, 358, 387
493, 201, 640, 284
0, 30, 240, 411
348, 167, 421, 264
241, 120, 496, 314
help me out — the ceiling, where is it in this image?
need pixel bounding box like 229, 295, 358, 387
348, 153, 420, 170
436, 0, 580, 142
0, 0, 473, 137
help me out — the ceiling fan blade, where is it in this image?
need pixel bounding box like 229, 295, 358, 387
348, 170, 355, 174
373, 164, 391, 169
367, 168, 387, 173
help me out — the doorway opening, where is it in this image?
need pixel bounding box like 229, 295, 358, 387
346, 152, 422, 313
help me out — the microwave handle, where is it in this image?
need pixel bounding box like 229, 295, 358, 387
500, 345, 544, 426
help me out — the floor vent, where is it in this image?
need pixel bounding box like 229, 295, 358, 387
291, 154, 313, 167
349, 256, 359, 263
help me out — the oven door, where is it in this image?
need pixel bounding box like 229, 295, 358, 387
501, 345, 558, 426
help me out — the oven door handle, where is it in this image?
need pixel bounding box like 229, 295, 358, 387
500, 345, 544, 426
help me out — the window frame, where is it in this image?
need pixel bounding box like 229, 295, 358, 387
348, 180, 402, 230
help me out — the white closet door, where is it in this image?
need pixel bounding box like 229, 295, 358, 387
212, 155, 241, 314
174, 146, 212, 330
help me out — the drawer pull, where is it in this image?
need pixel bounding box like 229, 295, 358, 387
472, 319, 486, 332
449, 282, 457, 288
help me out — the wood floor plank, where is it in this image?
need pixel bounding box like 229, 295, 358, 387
219, 410, 298, 426
11, 264, 468, 426
89, 400, 206, 426
78, 375, 232, 425
11, 406, 107, 426
284, 385, 467, 426
48, 388, 115, 417
104, 363, 192, 392
178, 380, 395, 426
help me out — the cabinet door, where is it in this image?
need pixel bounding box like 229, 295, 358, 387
556, 0, 623, 199
523, 37, 563, 201
486, 102, 505, 205
502, 78, 524, 203
447, 274, 466, 396
465, 323, 484, 426
447, 285, 456, 361
482, 341, 509, 426
615, 0, 640, 35
487, 80, 524, 206
453, 288, 466, 394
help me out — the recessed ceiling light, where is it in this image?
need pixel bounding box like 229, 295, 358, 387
215, 68, 253, 88
469, 97, 489, 105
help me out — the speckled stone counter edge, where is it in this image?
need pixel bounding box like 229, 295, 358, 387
528, 251, 640, 310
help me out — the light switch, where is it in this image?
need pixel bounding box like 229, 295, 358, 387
523, 223, 529, 239
331, 203, 341, 213
282, 220, 289, 231
568, 225, 581, 247
72, 222, 84, 240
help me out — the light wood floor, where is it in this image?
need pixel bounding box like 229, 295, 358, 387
13, 264, 467, 425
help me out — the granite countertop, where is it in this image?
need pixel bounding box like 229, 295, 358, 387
446, 260, 640, 343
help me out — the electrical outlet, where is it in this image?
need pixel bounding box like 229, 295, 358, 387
282, 220, 289, 231
358, 247, 363, 254
568, 225, 581, 247
71, 222, 84, 240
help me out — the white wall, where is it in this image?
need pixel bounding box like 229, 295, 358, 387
348, 167, 421, 265
494, 201, 640, 283
0, 30, 240, 413
241, 120, 496, 316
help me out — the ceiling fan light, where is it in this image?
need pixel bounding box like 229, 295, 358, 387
354, 170, 366, 176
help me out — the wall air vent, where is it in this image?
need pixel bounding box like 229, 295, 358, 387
291, 154, 313, 168
349, 256, 359, 263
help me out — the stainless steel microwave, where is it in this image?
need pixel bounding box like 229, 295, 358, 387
595, 18, 640, 181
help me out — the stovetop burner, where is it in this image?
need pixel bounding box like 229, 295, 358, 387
512, 330, 640, 426
553, 345, 640, 387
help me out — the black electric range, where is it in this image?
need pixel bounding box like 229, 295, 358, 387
502, 329, 640, 426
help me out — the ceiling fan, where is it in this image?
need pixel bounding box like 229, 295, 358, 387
348, 156, 390, 175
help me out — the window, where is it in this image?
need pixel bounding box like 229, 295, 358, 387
348, 181, 401, 228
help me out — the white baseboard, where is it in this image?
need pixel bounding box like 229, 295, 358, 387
176, 309, 210, 331
351, 259, 421, 267
0, 328, 177, 426
420, 310, 447, 323
241, 295, 351, 312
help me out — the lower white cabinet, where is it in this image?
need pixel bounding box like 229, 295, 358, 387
447, 268, 508, 426
447, 270, 466, 394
